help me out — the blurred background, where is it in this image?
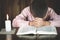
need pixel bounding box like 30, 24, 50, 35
0, 0, 60, 30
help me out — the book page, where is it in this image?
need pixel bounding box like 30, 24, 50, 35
16, 26, 36, 35
37, 26, 57, 34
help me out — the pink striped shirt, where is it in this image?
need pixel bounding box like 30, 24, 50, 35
12, 6, 60, 27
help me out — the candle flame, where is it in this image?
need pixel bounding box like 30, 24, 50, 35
6, 14, 9, 20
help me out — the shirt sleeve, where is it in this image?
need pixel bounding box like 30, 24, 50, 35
12, 7, 31, 27
48, 8, 60, 27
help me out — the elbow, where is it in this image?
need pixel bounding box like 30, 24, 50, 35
12, 19, 18, 27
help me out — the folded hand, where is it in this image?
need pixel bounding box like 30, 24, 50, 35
29, 17, 45, 27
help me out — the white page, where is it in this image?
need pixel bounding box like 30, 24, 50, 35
16, 26, 36, 35
37, 26, 57, 35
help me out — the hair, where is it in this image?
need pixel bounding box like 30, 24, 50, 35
53, 5, 60, 15
30, 0, 48, 18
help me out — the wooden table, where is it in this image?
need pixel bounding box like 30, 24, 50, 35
0, 27, 60, 40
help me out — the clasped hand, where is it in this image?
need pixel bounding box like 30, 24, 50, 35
29, 17, 45, 27
29, 17, 50, 27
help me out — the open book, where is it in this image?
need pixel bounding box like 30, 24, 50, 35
16, 25, 57, 35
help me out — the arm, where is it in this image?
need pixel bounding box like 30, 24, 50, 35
12, 7, 31, 27
48, 8, 60, 27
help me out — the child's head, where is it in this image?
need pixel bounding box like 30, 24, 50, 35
30, 0, 48, 18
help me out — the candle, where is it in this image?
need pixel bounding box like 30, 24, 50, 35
5, 14, 11, 32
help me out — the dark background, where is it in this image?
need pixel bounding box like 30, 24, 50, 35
0, 0, 60, 30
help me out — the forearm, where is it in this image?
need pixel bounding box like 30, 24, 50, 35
12, 19, 29, 27
49, 21, 60, 27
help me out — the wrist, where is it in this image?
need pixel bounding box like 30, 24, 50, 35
29, 21, 33, 26
44, 21, 51, 26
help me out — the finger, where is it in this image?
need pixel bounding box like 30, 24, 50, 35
35, 18, 43, 21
